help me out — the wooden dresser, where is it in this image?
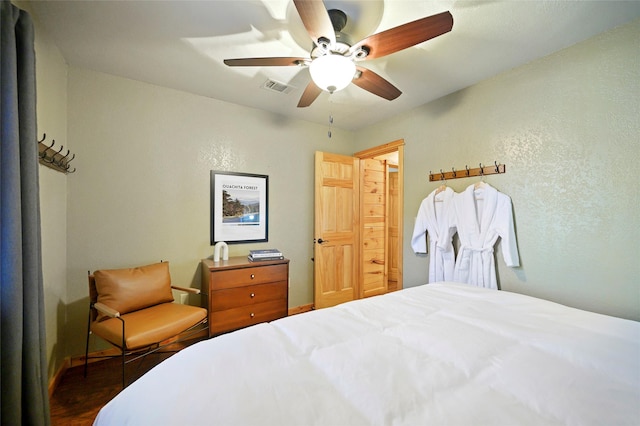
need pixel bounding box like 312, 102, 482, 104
201, 257, 289, 336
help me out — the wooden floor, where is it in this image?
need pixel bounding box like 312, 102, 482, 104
50, 340, 199, 425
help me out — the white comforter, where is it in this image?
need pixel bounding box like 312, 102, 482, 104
94, 282, 640, 425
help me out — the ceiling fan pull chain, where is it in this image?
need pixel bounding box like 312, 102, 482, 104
328, 97, 334, 139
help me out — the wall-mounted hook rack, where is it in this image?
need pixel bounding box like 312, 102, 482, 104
429, 161, 505, 182
37, 133, 76, 174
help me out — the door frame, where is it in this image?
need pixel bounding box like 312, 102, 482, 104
354, 139, 404, 292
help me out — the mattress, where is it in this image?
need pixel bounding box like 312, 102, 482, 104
94, 282, 640, 425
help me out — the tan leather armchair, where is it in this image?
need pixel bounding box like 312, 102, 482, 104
84, 261, 208, 387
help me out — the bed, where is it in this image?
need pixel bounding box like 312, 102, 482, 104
94, 282, 639, 425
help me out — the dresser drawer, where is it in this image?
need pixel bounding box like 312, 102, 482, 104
211, 282, 287, 311
209, 299, 287, 334
211, 264, 288, 290
202, 257, 289, 337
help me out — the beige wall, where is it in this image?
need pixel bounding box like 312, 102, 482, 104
26, 4, 639, 376
355, 19, 640, 321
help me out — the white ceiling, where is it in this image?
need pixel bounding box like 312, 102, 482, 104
28, 0, 640, 131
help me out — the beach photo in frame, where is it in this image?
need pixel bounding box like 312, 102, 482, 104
210, 171, 268, 244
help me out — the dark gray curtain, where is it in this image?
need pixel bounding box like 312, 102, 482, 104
1, 1, 50, 424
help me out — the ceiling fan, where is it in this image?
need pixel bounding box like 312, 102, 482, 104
224, 0, 453, 107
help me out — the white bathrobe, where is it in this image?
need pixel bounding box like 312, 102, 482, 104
411, 187, 457, 283
451, 183, 520, 289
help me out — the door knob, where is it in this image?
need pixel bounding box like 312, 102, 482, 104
317, 238, 329, 244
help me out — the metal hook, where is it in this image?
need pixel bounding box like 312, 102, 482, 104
44, 141, 59, 162
63, 152, 76, 164
440, 169, 445, 181
48, 144, 65, 164
479, 163, 484, 176
465, 165, 470, 176
37, 133, 46, 143
40, 139, 55, 160
452, 167, 456, 178
53, 149, 71, 168
495, 161, 500, 173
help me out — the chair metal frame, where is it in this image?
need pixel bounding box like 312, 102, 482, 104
83, 270, 209, 387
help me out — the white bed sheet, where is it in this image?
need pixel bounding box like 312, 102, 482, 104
94, 282, 640, 425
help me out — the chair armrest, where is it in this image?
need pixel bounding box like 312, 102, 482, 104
94, 302, 121, 318
171, 285, 201, 295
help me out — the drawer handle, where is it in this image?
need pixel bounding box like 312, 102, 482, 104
250, 274, 255, 279
250, 293, 255, 298
250, 313, 255, 318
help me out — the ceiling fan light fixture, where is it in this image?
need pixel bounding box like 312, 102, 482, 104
309, 54, 356, 93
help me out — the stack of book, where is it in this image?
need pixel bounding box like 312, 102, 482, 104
248, 249, 284, 262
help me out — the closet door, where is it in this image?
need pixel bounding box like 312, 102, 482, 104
314, 152, 360, 309
354, 140, 404, 294
360, 158, 388, 298
387, 166, 400, 291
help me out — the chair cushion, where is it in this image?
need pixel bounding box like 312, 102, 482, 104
91, 303, 207, 350
94, 262, 174, 317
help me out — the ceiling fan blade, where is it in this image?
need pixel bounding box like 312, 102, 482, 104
348, 11, 453, 60
224, 57, 308, 67
297, 80, 323, 108
293, 0, 336, 47
353, 66, 402, 101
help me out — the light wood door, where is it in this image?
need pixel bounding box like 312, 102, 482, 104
314, 152, 360, 309
355, 140, 404, 293
360, 158, 388, 298
387, 168, 399, 291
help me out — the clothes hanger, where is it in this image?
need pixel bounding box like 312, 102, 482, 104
474, 163, 487, 190
473, 164, 487, 201
435, 170, 447, 198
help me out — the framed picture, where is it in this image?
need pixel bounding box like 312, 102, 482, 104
210, 171, 268, 245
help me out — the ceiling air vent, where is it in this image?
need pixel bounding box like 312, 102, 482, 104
261, 79, 294, 94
